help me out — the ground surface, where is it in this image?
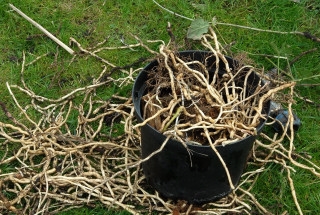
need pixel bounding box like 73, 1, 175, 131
0, 0, 319, 214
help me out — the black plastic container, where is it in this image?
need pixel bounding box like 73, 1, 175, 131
132, 51, 271, 204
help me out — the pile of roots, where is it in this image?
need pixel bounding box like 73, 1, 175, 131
140, 28, 295, 147
0, 28, 319, 215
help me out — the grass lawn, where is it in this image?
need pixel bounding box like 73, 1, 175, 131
0, 0, 319, 214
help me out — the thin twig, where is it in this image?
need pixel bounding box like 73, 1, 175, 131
9, 4, 74, 55
287, 48, 318, 71
153, 1, 320, 43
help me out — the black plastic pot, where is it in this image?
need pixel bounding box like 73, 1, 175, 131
132, 51, 271, 204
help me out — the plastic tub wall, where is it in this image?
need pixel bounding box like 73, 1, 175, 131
132, 51, 271, 203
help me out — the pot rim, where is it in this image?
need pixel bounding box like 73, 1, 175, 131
132, 50, 271, 148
